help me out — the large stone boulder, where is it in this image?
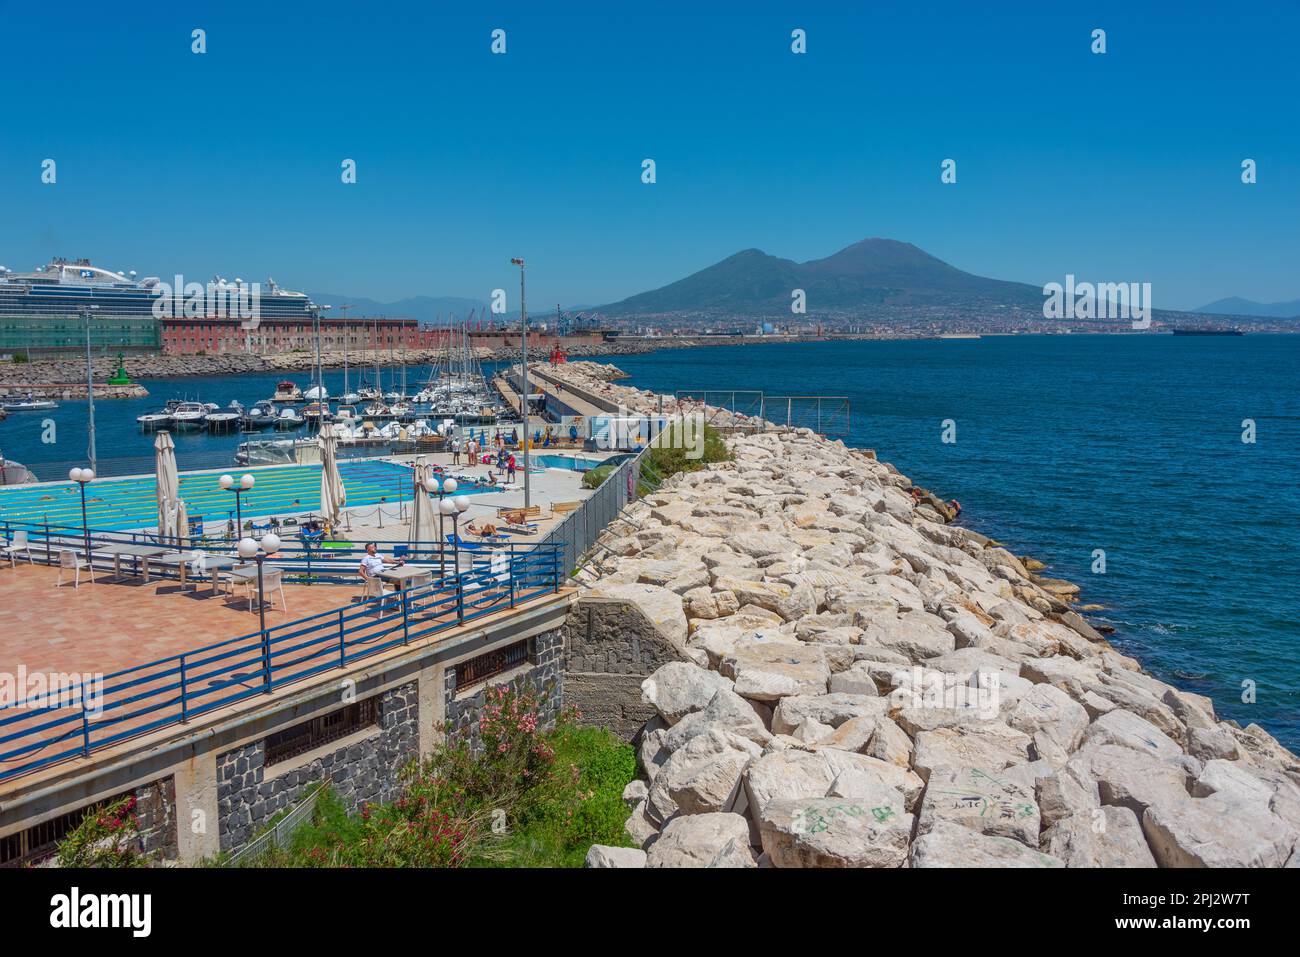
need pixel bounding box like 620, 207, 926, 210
1072, 745, 1190, 818
584, 844, 648, 868
646, 812, 757, 868
911, 724, 1034, 781
758, 793, 912, 868
1042, 806, 1156, 867
1008, 683, 1090, 752
916, 766, 1041, 847
720, 641, 832, 702
1142, 794, 1299, 868
640, 662, 734, 726
909, 820, 1065, 868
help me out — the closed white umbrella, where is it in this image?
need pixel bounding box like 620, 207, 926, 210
409, 459, 437, 555
172, 498, 190, 547
154, 431, 182, 542
318, 423, 346, 529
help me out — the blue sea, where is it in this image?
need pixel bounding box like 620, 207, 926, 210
1, 336, 1296, 749
610, 335, 1300, 751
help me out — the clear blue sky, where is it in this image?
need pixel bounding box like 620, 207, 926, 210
1, 0, 1296, 311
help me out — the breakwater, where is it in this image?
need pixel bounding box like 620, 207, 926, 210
546, 360, 1300, 869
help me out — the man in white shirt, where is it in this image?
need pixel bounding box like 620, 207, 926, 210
359, 541, 404, 581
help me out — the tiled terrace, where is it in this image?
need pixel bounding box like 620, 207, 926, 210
0, 561, 358, 677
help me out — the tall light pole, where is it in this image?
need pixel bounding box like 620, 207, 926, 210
80, 305, 100, 475
510, 258, 530, 510
69, 467, 95, 563
238, 532, 281, 693
424, 475, 458, 577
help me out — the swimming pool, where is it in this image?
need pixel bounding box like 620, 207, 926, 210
531, 454, 602, 472
0, 460, 494, 532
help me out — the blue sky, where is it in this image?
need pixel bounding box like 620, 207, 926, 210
1, 0, 1296, 311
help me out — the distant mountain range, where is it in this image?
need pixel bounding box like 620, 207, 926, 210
1194, 296, 1300, 319
596, 239, 1045, 317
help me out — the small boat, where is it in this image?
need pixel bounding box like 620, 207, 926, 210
272, 380, 303, 402
333, 405, 360, 428
206, 401, 242, 432
169, 401, 209, 431
339, 391, 362, 405
303, 384, 329, 402
136, 409, 173, 430
0, 456, 38, 484
302, 401, 330, 427
275, 406, 305, 430
1, 397, 58, 412
242, 400, 279, 431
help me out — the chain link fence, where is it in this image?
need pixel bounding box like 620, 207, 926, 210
536, 448, 648, 577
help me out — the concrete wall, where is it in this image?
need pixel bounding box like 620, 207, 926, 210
562, 596, 690, 741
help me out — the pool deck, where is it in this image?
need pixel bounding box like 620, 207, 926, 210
0, 561, 357, 678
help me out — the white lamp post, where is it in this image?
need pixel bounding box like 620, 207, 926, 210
452, 495, 471, 574
220, 473, 255, 536
80, 305, 100, 475
69, 467, 95, 563
238, 532, 281, 689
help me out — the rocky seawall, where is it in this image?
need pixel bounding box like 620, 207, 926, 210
544, 361, 1300, 870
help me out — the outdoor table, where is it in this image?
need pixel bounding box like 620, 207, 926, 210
92, 543, 172, 583
377, 564, 432, 591
152, 552, 238, 594
224, 563, 283, 611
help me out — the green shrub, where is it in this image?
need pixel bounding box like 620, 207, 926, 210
55, 795, 151, 868
582, 464, 615, 489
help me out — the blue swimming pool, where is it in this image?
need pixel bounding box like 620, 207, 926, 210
0, 460, 495, 532
531, 454, 602, 472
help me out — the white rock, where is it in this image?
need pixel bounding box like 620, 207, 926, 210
759, 795, 912, 868
1142, 794, 1299, 868
641, 662, 734, 726
909, 820, 1065, 868
917, 765, 1041, 847
1043, 806, 1156, 867
1008, 683, 1090, 752
646, 812, 757, 868
1079, 709, 1183, 761
584, 844, 648, 868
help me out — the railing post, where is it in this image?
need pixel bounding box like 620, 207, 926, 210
305, 541, 313, 585
80, 699, 92, 757
180, 654, 189, 723
401, 587, 410, 645
509, 551, 517, 608
337, 608, 346, 667
44, 520, 51, 564
457, 575, 465, 624
261, 626, 272, 694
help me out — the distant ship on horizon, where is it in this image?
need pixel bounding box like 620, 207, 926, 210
1171, 327, 1245, 336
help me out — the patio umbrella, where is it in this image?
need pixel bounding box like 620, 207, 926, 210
318, 423, 346, 529
172, 498, 189, 547
154, 431, 183, 542
408, 458, 438, 556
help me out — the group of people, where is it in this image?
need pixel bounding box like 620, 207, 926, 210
449, 435, 517, 484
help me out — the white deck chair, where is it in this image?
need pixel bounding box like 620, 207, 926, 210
56, 548, 94, 588
362, 575, 393, 615
234, 566, 288, 613
3, 530, 33, 567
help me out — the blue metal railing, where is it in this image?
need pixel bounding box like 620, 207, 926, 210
0, 541, 561, 783
0, 518, 505, 584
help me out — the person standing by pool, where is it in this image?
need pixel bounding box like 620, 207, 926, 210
507, 453, 517, 484
452, 436, 461, 465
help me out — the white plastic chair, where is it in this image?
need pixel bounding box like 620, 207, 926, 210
4, 530, 33, 567
362, 575, 392, 615
56, 549, 93, 588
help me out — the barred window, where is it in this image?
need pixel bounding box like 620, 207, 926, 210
264, 696, 381, 767
1, 789, 133, 867
454, 639, 532, 689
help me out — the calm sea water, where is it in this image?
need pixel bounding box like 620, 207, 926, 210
2, 337, 1297, 748
611, 335, 1300, 750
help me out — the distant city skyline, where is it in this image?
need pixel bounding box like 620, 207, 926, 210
1, 0, 1297, 312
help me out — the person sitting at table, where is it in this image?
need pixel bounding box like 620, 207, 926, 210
358, 541, 405, 581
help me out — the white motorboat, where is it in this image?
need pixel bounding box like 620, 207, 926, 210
205, 402, 242, 432
272, 380, 303, 403
303, 384, 329, 402
275, 406, 305, 430
1, 397, 58, 412
136, 410, 173, 430
169, 402, 209, 430
339, 391, 362, 405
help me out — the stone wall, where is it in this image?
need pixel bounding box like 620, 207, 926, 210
134, 776, 178, 860
563, 591, 691, 740
445, 629, 565, 754
215, 681, 419, 852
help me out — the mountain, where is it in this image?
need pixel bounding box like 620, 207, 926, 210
305, 293, 489, 325
597, 239, 1044, 317
1195, 296, 1300, 319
